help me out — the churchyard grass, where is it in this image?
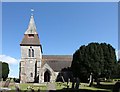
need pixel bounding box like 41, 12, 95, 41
113, 78, 120, 82
8, 83, 47, 91
55, 82, 69, 90
55, 82, 115, 92
2, 81, 117, 92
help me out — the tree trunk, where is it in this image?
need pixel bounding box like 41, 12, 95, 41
96, 78, 100, 85
89, 78, 93, 87
89, 73, 93, 87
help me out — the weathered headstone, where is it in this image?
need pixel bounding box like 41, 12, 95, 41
3, 79, 10, 87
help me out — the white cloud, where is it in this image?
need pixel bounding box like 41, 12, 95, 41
115, 50, 120, 61
116, 50, 118, 60
0, 55, 20, 78
0, 55, 19, 64
118, 50, 120, 60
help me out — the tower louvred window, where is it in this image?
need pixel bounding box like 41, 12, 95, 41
28, 47, 34, 57
32, 49, 34, 57
20, 15, 41, 46
28, 34, 34, 38
29, 49, 31, 57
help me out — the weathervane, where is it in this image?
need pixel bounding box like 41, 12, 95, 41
31, 9, 34, 16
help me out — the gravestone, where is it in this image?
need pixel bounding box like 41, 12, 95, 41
3, 80, 10, 87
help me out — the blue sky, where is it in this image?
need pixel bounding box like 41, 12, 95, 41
1, 2, 118, 78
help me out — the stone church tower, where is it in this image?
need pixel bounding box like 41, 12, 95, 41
19, 14, 72, 83
20, 15, 42, 83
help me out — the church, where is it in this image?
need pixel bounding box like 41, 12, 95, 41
19, 15, 72, 83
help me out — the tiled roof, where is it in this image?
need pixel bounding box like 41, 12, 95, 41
20, 34, 40, 46
20, 15, 41, 46
42, 55, 72, 72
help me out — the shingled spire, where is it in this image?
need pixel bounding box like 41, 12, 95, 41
20, 15, 41, 46
25, 15, 37, 34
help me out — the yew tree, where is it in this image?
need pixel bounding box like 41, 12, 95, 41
71, 42, 117, 82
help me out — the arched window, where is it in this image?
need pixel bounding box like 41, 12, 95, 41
30, 73, 33, 77
28, 49, 31, 57
32, 49, 34, 57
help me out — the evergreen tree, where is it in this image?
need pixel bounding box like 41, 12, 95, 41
2, 62, 9, 81
71, 42, 117, 83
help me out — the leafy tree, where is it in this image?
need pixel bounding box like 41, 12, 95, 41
71, 42, 117, 84
2, 62, 9, 81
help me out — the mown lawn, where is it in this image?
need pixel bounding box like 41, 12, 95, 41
55, 82, 115, 92
2, 81, 116, 92
8, 83, 47, 92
